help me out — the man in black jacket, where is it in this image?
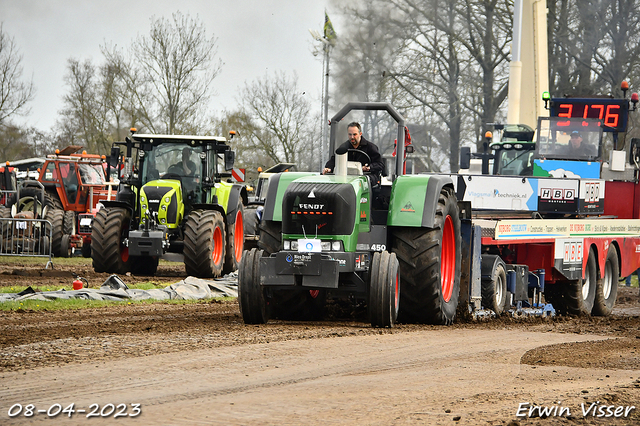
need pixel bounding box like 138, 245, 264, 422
323, 122, 386, 176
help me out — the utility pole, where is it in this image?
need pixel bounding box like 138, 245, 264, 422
310, 12, 337, 171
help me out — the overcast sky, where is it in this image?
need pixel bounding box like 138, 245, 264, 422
1, 0, 335, 131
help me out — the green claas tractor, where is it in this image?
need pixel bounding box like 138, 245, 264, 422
239, 102, 462, 327
91, 131, 247, 277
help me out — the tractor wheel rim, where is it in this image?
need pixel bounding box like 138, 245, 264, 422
441, 215, 455, 302
582, 274, 591, 300
234, 211, 244, 262
394, 270, 400, 312
212, 226, 223, 264
496, 273, 504, 305
603, 261, 612, 299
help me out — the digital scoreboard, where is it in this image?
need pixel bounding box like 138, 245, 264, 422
549, 98, 629, 132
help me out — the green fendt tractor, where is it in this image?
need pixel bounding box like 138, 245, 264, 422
91, 131, 247, 277
239, 103, 462, 327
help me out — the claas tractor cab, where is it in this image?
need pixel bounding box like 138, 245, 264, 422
239, 102, 461, 327
91, 130, 247, 277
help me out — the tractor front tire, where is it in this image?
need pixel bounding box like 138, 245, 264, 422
238, 248, 269, 324
184, 209, 226, 278
369, 251, 400, 328
91, 207, 131, 273
44, 209, 64, 257
63, 210, 75, 235
592, 245, 619, 316
392, 187, 461, 325
223, 201, 244, 274
257, 220, 281, 255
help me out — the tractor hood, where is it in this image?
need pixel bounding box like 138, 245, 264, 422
140, 179, 184, 228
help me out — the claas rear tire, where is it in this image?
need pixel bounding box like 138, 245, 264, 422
369, 251, 400, 328
184, 209, 226, 278
257, 220, 281, 255
91, 207, 130, 273
223, 201, 244, 275
130, 256, 159, 276
391, 186, 461, 325
592, 245, 619, 316
238, 248, 269, 324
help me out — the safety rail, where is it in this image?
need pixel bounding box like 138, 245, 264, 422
0, 218, 53, 268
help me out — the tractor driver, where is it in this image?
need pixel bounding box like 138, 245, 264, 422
323, 122, 386, 177
565, 131, 597, 158
172, 147, 197, 176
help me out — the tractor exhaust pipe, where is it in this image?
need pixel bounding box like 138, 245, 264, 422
334, 145, 348, 177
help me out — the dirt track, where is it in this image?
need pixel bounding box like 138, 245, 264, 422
0, 260, 639, 424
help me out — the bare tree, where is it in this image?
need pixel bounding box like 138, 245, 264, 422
130, 12, 222, 134
0, 23, 35, 126
235, 71, 317, 169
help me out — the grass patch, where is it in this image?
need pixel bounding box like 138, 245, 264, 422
0, 297, 233, 312
0, 256, 176, 267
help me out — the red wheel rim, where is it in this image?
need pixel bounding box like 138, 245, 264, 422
394, 270, 400, 310
121, 246, 129, 263
441, 215, 455, 302
234, 210, 244, 262
212, 225, 224, 264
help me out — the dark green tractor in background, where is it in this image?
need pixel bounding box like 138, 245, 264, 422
91, 131, 247, 277
239, 103, 462, 327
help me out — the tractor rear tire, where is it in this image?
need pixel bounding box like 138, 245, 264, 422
391, 186, 461, 325
223, 201, 244, 274
45, 190, 63, 210
63, 210, 75, 235
481, 255, 508, 315
269, 289, 327, 321
130, 256, 159, 276
257, 220, 281, 255
243, 206, 260, 236
592, 245, 619, 316
44, 209, 64, 257
369, 251, 400, 328
183, 209, 226, 278
238, 248, 269, 324
91, 207, 131, 274
17, 187, 46, 217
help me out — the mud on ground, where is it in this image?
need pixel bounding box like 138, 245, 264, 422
0, 260, 639, 424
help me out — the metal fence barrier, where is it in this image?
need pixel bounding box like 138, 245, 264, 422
0, 218, 53, 268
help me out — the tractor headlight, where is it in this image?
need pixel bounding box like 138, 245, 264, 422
283, 240, 290, 250
291, 241, 298, 250
141, 196, 145, 202
331, 241, 342, 251
142, 204, 147, 211
321, 242, 331, 251
165, 197, 170, 203
161, 218, 165, 224
161, 205, 166, 211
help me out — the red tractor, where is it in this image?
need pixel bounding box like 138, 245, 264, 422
33, 146, 117, 257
